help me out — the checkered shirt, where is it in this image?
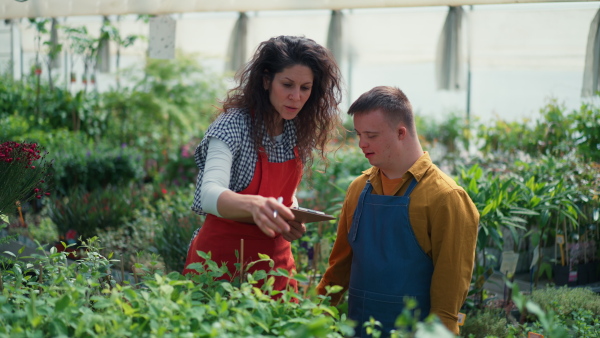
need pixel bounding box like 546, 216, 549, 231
190, 108, 298, 215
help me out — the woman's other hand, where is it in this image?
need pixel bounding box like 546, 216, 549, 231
282, 220, 306, 242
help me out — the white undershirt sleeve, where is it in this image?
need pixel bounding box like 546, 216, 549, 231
200, 137, 233, 217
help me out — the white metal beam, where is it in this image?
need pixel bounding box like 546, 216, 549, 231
0, 0, 598, 19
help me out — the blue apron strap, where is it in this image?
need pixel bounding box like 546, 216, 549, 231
402, 178, 418, 197
349, 180, 372, 242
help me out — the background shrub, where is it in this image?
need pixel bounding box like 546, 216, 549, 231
156, 212, 203, 273
459, 307, 508, 338
50, 142, 145, 196
528, 286, 600, 317
47, 184, 145, 239
153, 184, 203, 272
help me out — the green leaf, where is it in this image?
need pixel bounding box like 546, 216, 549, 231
481, 203, 494, 217
185, 262, 205, 273
50, 319, 69, 336
293, 273, 309, 283
251, 270, 267, 281
525, 301, 545, 318
122, 302, 137, 315
325, 285, 343, 294
55, 294, 71, 312
257, 253, 271, 260
468, 178, 479, 194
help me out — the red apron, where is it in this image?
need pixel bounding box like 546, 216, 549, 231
183, 147, 302, 293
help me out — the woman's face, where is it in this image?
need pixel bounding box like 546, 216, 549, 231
264, 64, 314, 121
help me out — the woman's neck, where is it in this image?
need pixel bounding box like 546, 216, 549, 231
271, 117, 284, 136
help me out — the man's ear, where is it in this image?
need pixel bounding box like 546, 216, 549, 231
397, 126, 407, 140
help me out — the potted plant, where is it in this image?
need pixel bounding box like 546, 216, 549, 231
568, 236, 597, 285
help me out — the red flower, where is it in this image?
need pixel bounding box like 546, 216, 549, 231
1, 141, 52, 214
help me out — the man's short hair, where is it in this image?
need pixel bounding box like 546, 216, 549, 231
348, 86, 415, 134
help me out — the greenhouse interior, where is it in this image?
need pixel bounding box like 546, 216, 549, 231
1, 0, 599, 337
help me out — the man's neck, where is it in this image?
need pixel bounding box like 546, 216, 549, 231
380, 143, 423, 179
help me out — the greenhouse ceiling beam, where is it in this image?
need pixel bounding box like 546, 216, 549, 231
0, 0, 597, 19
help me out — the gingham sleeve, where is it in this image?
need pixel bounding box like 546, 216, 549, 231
191, 109, 255, 215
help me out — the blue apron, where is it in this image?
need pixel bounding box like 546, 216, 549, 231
347, 179, 433, 337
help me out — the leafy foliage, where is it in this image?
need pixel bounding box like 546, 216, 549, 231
528, 286, 600, 317
459, 307, 509, 338
476, 97, 600, 162
0, 239, 358, 337
49, 141, 145, 196
0, 76, 106, 137
46, 184, 145, 239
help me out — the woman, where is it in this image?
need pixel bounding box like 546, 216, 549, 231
183, 36, 342, 294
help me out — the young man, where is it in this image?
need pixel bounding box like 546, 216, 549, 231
317, 86, 479, 336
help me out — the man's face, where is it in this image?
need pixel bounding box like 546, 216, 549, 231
353, 109, 402, 171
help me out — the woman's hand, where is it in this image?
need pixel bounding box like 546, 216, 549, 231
252, 196, 296, 238
216, 191, 297, 238
282, 220, 306, 242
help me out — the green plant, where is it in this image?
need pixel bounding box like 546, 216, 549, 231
0, 239, 357, 337
459, 307, 508, 338
476, 117, 535, 156
152, 184, 205, 273
571, 99, 600, 162
50, 141, 145, 196
157, 137, 201, 186
99, 16, 144, 89
97, 53, 225, 182
455, 163, 534, 307
511, 283, 570, 338
0, 223, 18, 270
156, 212, 203, 273
514, 161, 581, 284
47, 184, 145, 239
0, 74, 106, 137
531, 100, 574, 158
28, 18, 62, 92
94, 183, 200, 274
62, 25, 101, 91
24, 213, 58, 246
509, 283, 600, 337
475, 98, 599, 164
528, 286, 600, 317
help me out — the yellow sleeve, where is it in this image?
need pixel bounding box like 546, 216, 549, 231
429, 189, 479, 335
315, 180, 362, 305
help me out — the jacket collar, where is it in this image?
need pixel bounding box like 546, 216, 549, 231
361, 152, 433, 194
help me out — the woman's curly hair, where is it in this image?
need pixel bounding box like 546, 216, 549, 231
221, 35, 343, 168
